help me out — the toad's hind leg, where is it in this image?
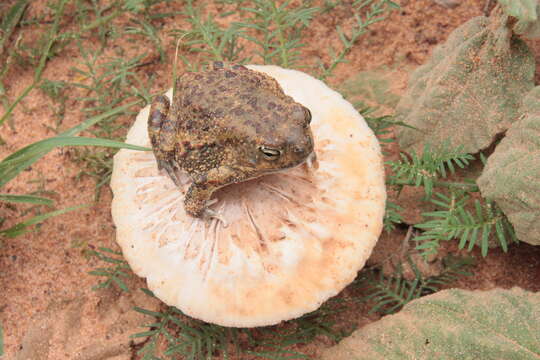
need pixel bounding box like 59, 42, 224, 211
148, 95, 182, 186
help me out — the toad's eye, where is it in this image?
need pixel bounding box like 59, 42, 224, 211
304, 107, 312, 124
259, 146, 282, 160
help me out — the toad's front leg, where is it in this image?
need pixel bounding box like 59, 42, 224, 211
148, 95, 182, 186
184, 183, 229, 227
184, 182, 215, 218
184, 166, 243, 221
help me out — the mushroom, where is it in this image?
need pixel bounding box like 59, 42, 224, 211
111, 65, 386, 327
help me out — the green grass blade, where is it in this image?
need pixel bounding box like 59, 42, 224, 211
0, 321, 3, 356
0, 0, 29, 54
88, 270, 111, 276
1, 100, 141, 165
458, 228, 470, 249
134, 307, 166, 318
495, 221, 508, 251
61, 100, 143, 137
140, 288, 156, 298
0, 204, 87, 238
0, 0, 68, 128
97, 246, 122, 255
0, 83, 35, 130
112, 276, 129, 291
131, 330, 159, 338
0, 133, 149, 188
34, 0, 69, 82
49, 136, 150, 150
0, 194, 53, 206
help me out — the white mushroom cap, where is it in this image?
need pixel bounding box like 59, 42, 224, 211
111, 65, 386, 327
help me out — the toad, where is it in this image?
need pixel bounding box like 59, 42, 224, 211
148, 62, 315, 219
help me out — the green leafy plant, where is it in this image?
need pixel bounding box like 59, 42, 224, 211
124, 0, 175, 17
71, 46, 150, 130
320, 288, 540, 360
3, 1, 495, 358
414, 192, 517, 257
358, 255, 473, 315
361, 111, 409, 144
318, 0, 398, 79
172, 0, 248, 69
39, 79, 68, 131
0, 0, 29, 138
39, 79, 67, 102
388, 144, 475, 198
73, 0, 121, 47
477, 86, 540, 245
68, 42, 153, 198
0, 0, 28, 56
0, 101, 147, 241
0, 0, 69, 141
88, 247, 131, 292
124, 0, 176, 63
497, 0, 540, 37
383, 201, 403, 232
132, 288, 347, 360
0, 204, 87, 239
321, 0, 343, 14
126, 18, 167, 62
390, 1, 540, 255
133, 300, 241, 360
238, 0, 319, 68
0, 0, 153, 242
395, 12, 535, 154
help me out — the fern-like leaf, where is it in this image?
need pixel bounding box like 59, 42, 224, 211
383, 200, 403, 232
131, 288, 347, 359
388, 143, 474, 197
88, 247, 131, 292
238, 0, 318, 67
171, 0, 247, 67
360, 256, 473, 315
414, 192, 517, 257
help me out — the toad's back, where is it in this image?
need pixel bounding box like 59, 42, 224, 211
148, 62, 315, 218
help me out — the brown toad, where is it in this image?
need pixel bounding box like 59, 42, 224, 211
148, 62, 315, 219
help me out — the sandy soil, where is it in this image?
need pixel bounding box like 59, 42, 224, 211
1, 0, 539, 359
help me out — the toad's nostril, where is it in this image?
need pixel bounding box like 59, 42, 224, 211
294, 146, 306, 154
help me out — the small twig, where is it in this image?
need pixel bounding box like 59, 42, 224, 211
400, 225, 414, 257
